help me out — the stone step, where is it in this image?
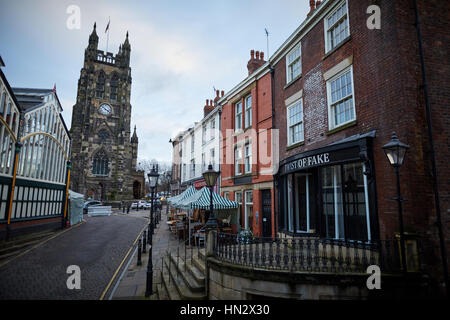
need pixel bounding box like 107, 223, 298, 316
161, 259, 182, 300
168, 252, 205, 293
0, 230, 57, 262
163, 257, 206, 300
186, 258, 205, 287
0, 229, 55, 250
156, 283, 170, 300
192, 255, 206, 275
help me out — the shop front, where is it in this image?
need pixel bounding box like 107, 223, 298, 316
277, 131, 378, 242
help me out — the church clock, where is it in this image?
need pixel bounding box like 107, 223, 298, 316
99, 103, 112, 115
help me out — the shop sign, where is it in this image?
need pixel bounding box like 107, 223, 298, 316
285, 153, 330, 173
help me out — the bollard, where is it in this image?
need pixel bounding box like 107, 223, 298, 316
177, 246, 179, 280
145, 243, 153, 297
137, 239, 142, 266
122, 205, 125, 214
127, 205, 130, 214
168, 251, 171, 284
143, 231, 147, 253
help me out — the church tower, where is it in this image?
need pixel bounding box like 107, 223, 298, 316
70, 23, 144, 200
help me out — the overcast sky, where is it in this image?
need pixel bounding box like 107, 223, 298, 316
0, 0, 309, 164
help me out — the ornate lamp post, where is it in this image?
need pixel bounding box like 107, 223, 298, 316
382, 132, 410, 274
202, 164, 220, 229
147, 166, 159, 236
145, 165, 159, 297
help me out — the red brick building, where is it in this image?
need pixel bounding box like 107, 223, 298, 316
218, 50, 276, 237
270, 0, 448, 293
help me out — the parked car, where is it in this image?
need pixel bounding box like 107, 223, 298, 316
131, 200, 146, 209
144, 201, 151, 209
83, 200, 102, 214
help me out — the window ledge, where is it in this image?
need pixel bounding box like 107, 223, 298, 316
286, 141, 305, 151
322, 36, 352, 61
284, 74, 302, 90
325, 119, 357, 136
232, 173, 253, 179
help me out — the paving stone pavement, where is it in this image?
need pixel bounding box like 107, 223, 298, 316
111, 205, 194, 300
0, 213, 148, 300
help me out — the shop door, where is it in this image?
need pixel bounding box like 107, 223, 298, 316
261, 190, 272, 238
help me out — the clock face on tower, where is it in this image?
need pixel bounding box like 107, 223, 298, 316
99, 103, 112, 115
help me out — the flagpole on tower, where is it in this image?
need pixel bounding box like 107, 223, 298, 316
105, 17, 110, 53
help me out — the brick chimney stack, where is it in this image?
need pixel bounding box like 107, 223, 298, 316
247, 49, 266, 75
204, 99, 214, 117
308, 0, 316, 17
214, 90, 220, 104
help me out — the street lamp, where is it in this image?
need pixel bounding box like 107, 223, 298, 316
147, 165, 159, 236
202, 164, 220, 229
145, 165, 159, 298
382, 132, 410, 274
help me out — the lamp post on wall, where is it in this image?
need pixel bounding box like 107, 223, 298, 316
202, 164, 220, 230
145, 165, 159, 297
382, 132, 410, 274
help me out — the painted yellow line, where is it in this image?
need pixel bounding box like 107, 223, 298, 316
0, 220, 86, 269
99, 223, 148, 300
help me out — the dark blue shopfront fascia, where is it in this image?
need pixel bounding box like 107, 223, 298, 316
276, 130, 379, 242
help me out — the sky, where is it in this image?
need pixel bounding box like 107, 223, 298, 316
0, 0, 310, 165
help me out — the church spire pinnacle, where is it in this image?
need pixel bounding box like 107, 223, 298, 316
131, 125, 138, 143
88, 21, 99, 48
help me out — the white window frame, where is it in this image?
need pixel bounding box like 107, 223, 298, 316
244, 95, 252, 128
210, 119, 215, 140
190, 159, 195, 178
244, 142, 252, 174
326, 65, 356, 130
235, 101, 242, 132
234, 146, 242, 176
201, 153, 206, 172
286, 42, 302, 84
286, 98, 304, 146
324, 0, 350, 54
244, 190, 253, 230
202, 124, 207, 145
210, 148, 215, 167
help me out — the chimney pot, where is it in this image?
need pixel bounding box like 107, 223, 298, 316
221, 90, 224, 97
206, 99, 209, 106
309, 0, 316, 15
216, 90, 220, 97
260, 52, 264, 61
256, 51, 260, 60
251, 50, 255, 59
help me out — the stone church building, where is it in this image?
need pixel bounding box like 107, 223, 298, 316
70, 23, 145, 201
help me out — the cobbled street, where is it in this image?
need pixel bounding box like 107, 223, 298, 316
0, 213, 148, 300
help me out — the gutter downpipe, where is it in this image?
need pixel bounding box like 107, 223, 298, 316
413, 0, 449, 297
270, 65, 277, 239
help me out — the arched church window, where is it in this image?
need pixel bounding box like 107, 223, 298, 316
92, 150, 109, 176
110, 74, 119, 101
98, 129, 110, 141
96, 71, 105, 98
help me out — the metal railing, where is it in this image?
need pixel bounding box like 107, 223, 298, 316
212, 232, 420, 274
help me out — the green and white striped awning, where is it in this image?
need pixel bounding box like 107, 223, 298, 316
180, 186, 238, 210
167, 186, 198, 207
